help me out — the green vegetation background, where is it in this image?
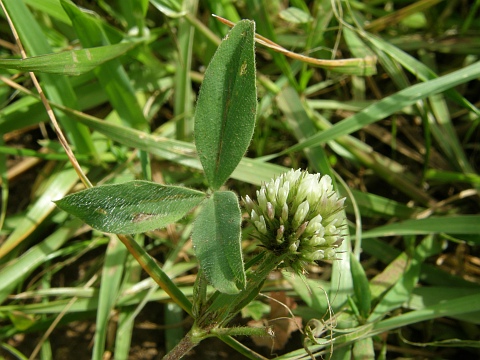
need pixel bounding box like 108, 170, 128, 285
1, 0, 479, 359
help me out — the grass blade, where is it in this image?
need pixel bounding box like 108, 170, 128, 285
0, 42, 141, 76
2, 0, 95, 154
282, 61, 480, 154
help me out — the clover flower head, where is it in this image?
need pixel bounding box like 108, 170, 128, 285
244, 169, 345, 274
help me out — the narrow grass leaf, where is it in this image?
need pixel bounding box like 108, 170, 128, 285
286, 277, 330, 315
150, 0, 185, 17
373, 292, 480, 334
215, 13, 376, 76
352, 337, 375, 360
192, 191, 245, 294
329, 344, 352, 360
0, 97, 48, 135
363, 215, 480, 238
55, 181, 205, 234
93, 236, 128, 360
194, 20, 257, 190
117, 0, 149, 29
279, 7, 313, 24
428, 93, 475, 174
362, 237, 478, 290
343, 27, 375, 60
114, 307, 135, 358
362, 32, 480, 117
367, 33, 475, 177
0, 166, 79, 261
173, 0, 197, 140
368, 236, 440, 322
2, 0, 95, 154
345, 189, 421, 219
369, 256, 420, 322
0, 138, 7, 232
330, 229, 353, 311
60, 109, 287, 185
426, 169, 480, 184
62, 0, 148, 130
0, 220, 79, 303
0, 42, 140, 76
350, 256, 371, 319
23, 0, 72, 25
282, 61, 480, 154
410, 287, 480, 324
276, 86, 332, 175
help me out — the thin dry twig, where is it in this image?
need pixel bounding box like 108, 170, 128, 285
212, 14, 376, 74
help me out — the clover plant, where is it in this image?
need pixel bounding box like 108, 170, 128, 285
55, 20, 345, 359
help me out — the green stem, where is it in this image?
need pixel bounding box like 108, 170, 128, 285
212, 326, 272, 337
199, 251, 284, 327
162, 329, 200, 360
165, 251, 282, 359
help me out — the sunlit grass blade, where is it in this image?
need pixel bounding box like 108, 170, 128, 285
344, 189, 422, 219
0, 42, 141, 76
0, 166, 79, 261
23, 0, 72, 25
276, 86, 332, 175
350, 255, 371, 319
282, 61, 480, 155
368, 251, 421, 322
0, 138, 7, 231
150, 0, 184, 17
363, 215, 480, 238
61, 0, 148, 131
352, 337, 375, 360
361, 237, 477, 290
2, 0, 95, 154
116, 0, 149, 30
361, 31, 480, 117
56, 104, 287, 185
172, 0, 197, 140
0, 219, 80, 303
409, 287, 480, 323
365, 0, 443, 32
425, 169, 480, 184
92, 237, 128, 360
373, 292, 480, 334
277, 88, 434, 207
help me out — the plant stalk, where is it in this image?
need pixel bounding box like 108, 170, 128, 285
162, 329, 199, 360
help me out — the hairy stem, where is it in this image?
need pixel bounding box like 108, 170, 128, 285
163, 330, 199, 360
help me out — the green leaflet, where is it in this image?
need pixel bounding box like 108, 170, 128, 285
192, 191, 245, 294
194, 20, 257, 190
55, 181, 205, 234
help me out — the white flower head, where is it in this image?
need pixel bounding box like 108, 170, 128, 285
245, 169, 346, 274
